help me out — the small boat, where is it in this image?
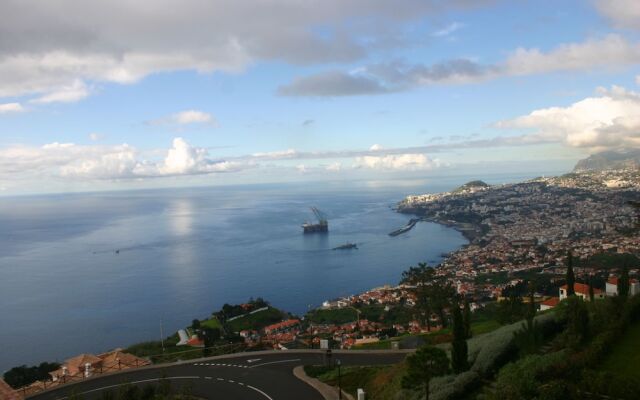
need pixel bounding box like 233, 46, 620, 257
333, 242, 358, 250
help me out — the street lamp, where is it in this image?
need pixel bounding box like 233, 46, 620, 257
336, 359, 342, 400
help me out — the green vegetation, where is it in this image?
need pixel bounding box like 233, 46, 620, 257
200, 317, 222, 330
226, 307, 287, 333
306, 308, 358, 324
402, 346, 450, 400
582, 252, 640, 269
601, 321, 640, 379
305, 365, 397, 399
3, 362, 60, 389
451, 303, 469, 373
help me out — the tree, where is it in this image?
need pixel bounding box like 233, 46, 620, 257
191, 319, 200, 330
566, 251, 575, 296
451, 301, 469, 373
588, 276, 595, 302
463, 299, 472, 339
564, 296, 589, 348
430, 278, 455, 328
514, 282, 542, 355
619, 264, 630, 299
402, 346, 450, 400
401, 263, 435, 331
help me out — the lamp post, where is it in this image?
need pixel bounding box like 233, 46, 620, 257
336, 359, 342, 400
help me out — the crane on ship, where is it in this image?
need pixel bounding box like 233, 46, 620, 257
302, 207, 329, 233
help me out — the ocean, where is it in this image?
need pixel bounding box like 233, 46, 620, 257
0, 174, 538, 371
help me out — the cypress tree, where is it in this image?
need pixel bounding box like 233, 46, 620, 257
451, 302, 469, 373
566, 251, 575, 296
588, 275, 595, 302
619, 265, 630, 299
463, 299, 472, 339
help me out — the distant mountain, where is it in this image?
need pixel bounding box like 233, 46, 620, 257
574, 149, 640, 172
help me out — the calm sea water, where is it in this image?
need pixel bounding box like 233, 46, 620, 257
0, 175, 541, 371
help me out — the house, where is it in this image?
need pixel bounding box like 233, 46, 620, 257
559, 283, 604, 301
263, 319, 300, 335
606, 276, 640, 297
49, 350, 149, 382
540, 297, 560, 311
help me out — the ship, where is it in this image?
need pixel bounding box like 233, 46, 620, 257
333, 242, 357, 250
302, 207, 329, 233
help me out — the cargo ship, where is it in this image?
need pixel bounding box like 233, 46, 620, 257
303, 207, 329, 233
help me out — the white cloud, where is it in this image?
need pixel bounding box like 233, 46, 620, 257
595, 0, 640, 30
636, 75, 640, 86
279, 34, 640, 96
0, 0, 493, 100
88, 132, 104, 141
30, 79, 90, 104
0, 137, 248, 180
149, 110, 216, 127
296, 164, 307, 173
354, 153, 439, 171
369, 144, 384, 151
325, 162, 342, 171
172, 110, 215, 125
0, 102, 24, 113
496, 85, 640, 151
503, 34, 640, 76
432, 22, 464, 37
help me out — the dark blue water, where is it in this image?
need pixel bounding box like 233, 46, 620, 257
0, 176, 539, 371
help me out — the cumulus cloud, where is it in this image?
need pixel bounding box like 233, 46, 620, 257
369, 144, 384, 151
595, 0, 640, 30
326, 162, 342, 172
30, 79, 90, 104
0, 102, 25, 113
354, 154, 439, 171
0, 0, 495, 101
0, 137, 248, 180
496, 85, 640, 151
279, 34, 640, 96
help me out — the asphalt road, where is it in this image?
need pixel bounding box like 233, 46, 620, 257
28, 350, 412, 400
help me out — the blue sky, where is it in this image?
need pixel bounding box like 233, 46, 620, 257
0, 0, 639, 194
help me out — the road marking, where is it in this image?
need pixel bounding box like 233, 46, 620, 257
228, 380, 235, 383
53, 377, 200, 399
247, 384, 275, 400
249, 358, 301, 368
246, 358, 262, 363
204, 377, 212, 380
216, 378, 224, 381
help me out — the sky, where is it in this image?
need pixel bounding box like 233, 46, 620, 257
0, 0, 639, 195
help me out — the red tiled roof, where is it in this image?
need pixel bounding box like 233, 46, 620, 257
263, 319, 300, 333
560, 283, 602, 295
541, 297, 560, 307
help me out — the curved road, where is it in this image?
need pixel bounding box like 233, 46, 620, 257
28, 350, 412, 400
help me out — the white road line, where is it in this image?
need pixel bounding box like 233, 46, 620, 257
228, 380, 235, 383
246, 358, 262, 363
247, 384, 275, 400
217, 378, 224, 381
238, 382, 245, 386
249, 358, 301, 368
54, 377, 200, 399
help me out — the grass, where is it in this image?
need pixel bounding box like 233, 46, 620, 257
306, 308, 358, 324
305, 365, 397, 398
352, 319, 501, 350
201, 317, 222, 330
226, 307, 287, 333
601, 321, 640, 379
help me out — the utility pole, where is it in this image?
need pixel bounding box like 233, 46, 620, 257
337, 359, 342, 400
160, 318, 165, 353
